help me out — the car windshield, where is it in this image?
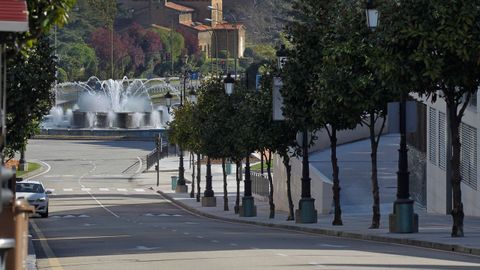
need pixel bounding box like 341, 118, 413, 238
16, 183, 45, 194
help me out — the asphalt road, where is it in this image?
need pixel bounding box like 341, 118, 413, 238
26, 139, 480, 270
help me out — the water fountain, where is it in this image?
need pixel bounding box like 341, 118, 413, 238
41, 76, 180, 138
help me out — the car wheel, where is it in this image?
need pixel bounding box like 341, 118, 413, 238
41, 208, 49, 218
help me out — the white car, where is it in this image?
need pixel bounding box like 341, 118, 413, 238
15, 181, 51, 218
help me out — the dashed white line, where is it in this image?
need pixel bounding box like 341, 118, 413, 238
117, 188, 127, 192
276, 253, 288, 257
99, 188, 109, 191
211, 240, 220, 243
63, 188, 73, 192
183, 232, 190, 235
134, 188, 145, 192
196, 236, 204, 239
81, 188, 91, 191
229, 243, 238, 247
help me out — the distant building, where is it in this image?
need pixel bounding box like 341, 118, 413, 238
119, 0, 245, 61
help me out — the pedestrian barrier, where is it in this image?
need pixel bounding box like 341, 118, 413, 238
251, 172, 269, 199
145, 142, 173, 171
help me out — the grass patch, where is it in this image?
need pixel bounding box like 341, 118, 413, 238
16, 162, 41, 177
250, 162, 273, 172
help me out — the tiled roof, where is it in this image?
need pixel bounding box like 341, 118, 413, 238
213, 23, 244, 30
165, 2, 194, 13
180, 21, 212, 32
0, 0, 28, 32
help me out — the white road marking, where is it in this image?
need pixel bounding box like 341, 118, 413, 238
144, 213, 155, 217
63, 188, 73, 192
86, 189, 120, 218
211, 240, 219, 243
229, 243, 238, 247
25, 161, 52, 180
81, 188, 91, 191
134, 188, 145, 192
319, 244, 348, 248
276, 253, 288, 257
83, 223, 95, 226
64, 215, 75, 218
78, 215, 90, 218
117, 188, 127, 192
158, 214, 170, 217
196, 236, 204, 239
183, 232, 190, 235
172, 214, 182, 217
99, 188, 109, 191
129, 246, 160, 251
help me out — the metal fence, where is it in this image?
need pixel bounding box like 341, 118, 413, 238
251, 172, 269, 198
146, 143, 174, 170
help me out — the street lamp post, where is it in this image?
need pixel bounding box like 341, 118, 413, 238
188, 87, 197, 199
365, 0, 418, 233
274, 45, 317, 223
175, 55, 190, 193
156, 134, 161, 187
223, 74, 256, 217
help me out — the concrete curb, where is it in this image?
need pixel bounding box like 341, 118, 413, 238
157, 190, 480, 257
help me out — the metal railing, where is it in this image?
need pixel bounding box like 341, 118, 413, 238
145, 143, 175, 170
251, 171, 269, 198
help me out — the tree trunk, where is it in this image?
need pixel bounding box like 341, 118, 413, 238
283, 153, 294, 221
196, 153, 201, 202
449, 106, 464, 237
265, 150, 275, 219
369, 114, 381, 229
234, 161, 241, 214
190, 152, 195, 198
222, 158, 229, 211
331, 128, 343, 225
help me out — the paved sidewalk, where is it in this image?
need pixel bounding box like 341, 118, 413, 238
135, 140, 480, 257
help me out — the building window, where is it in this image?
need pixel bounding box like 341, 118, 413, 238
460, 123, 477, 190
429, 107, 437, 165
438, 112, 446, 171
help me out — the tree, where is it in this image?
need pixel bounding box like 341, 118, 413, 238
59, 42, 98, 81
316, 0, 396, 228
5, 36, 56, 158
381, 0, 480, 237
89, 27, 128, 79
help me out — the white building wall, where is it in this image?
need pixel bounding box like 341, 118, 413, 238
424, 91, 480, 216
273, 122, 384, 215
